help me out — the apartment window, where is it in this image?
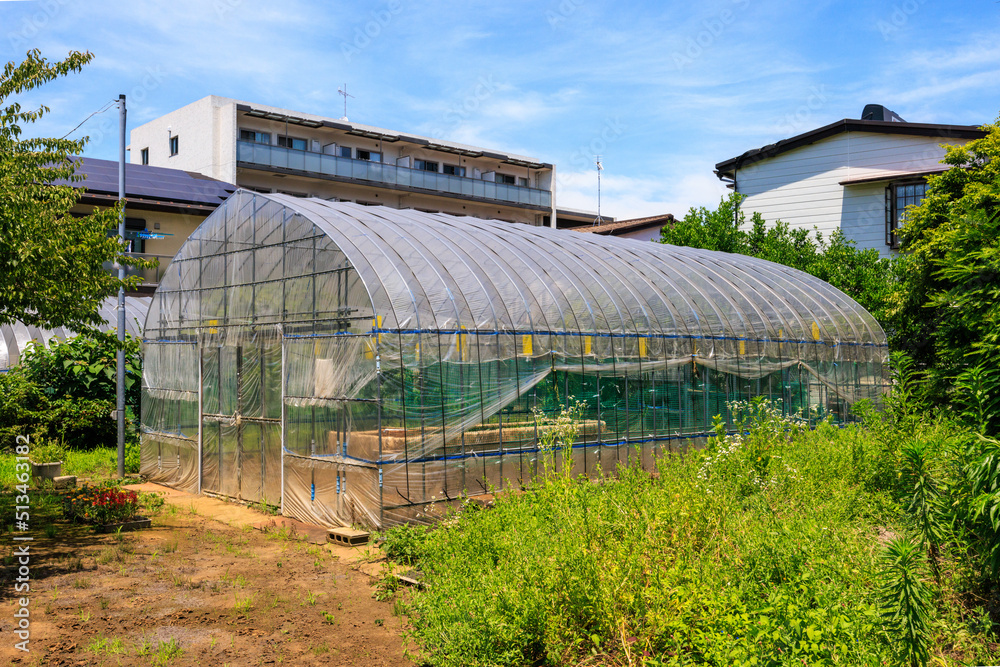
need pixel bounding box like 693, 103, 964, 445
336, 146, 350, 158
140, 148, 149, 165
442, 164, 466, 177
356, 149, 381, 162
414, 159, 439, 172
496, 173, 516, 185
278, 135, 307, 151
169, 135, 179, 156
886, 180, 928, 249
239, 129, 271, 144
517, 176, 529, 187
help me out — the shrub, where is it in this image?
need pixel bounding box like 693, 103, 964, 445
125, 436, 140, 474
19, 331, 141, 412
0, 371, 47, 443
0, 331, 141, 451
46, 397, 116, 448
379, 523, 429, 567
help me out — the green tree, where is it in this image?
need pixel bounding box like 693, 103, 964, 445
894, 118, 1000, 432
0, 49, 138, 330
660, 192, 897, 328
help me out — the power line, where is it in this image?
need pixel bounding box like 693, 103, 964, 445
59, 99, 117, 140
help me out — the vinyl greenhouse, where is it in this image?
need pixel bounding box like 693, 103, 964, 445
141, 191, 889, 528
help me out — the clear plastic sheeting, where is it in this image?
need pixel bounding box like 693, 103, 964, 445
0, 295, 150, 370
141, 190, 889, 529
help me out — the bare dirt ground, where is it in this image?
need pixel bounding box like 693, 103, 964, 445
0, 485, 414, 666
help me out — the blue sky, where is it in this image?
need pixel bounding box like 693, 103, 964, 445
2, 0, 998, 219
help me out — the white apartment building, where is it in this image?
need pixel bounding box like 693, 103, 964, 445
131, 95, 566, 226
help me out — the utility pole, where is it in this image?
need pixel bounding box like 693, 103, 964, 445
117, 94, 126, 478
593, 156, 604, 225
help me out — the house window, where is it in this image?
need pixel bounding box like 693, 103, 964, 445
356, 149, 381, 162
518, 176, 529, 187
239, 129, 271, 144
140, 148, 149, 165
338, 146, 352, 158
443, 164, 466, 177
278, 135, 307, 151
414, 159, 439, 172
496, 173, 516, 185
169, 136, 179, 156
886, 180, 928, 249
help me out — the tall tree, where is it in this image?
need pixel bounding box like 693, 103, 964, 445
894, 117, 1000, 431
0, 49, 137, 330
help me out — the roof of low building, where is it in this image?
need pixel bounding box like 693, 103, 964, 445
715, 119, 987, 180
575, 213, 675, 236
56, 156, 236, 214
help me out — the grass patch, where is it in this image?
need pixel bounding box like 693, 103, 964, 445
396, 401, 1000, 667
234, 592, 255, 614
151, 637, 183, 665
63, 446, 117, 478
86, 634, 127, 655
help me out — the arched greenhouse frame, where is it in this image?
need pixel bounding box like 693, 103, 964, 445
141, 191, 889, 528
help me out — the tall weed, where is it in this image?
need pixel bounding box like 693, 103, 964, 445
403, 402, 901, 665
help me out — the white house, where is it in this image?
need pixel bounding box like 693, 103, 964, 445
130, 95, 603, 227
714, 105, 986, 256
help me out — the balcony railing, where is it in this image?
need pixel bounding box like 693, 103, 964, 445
237, 141, 552, 209
103, 253, 173, 286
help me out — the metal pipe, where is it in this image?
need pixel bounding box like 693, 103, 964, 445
117, 94, 126, 479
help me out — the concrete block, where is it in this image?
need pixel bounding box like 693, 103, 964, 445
52, 475, 77, 489
328, 527, 370, 547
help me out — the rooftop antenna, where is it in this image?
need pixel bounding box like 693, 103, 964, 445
593, 156, 604, 225
337, 84, 354, 121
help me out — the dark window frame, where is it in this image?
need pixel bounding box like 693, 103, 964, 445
169, 135, 179, 156
885, 179, 928, 249
140, 148, 149, 165
239, 128, 271, 145
277, 135, 307, 151
414, 159, 439, 173
356, 149, 381, 162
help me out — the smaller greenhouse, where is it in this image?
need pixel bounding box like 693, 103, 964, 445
141, 191, 889, 528
1, 296, 149, 370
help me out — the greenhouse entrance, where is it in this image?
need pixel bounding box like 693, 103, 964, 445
200, 333, 283, 506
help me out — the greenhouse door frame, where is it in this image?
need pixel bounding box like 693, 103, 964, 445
200, 333, 283, 508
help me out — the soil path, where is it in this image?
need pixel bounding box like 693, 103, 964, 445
0, 483, 414, 666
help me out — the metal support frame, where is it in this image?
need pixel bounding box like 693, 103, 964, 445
116, 94, 126, 478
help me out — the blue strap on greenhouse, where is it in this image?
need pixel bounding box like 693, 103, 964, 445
283, 430, 718, 467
